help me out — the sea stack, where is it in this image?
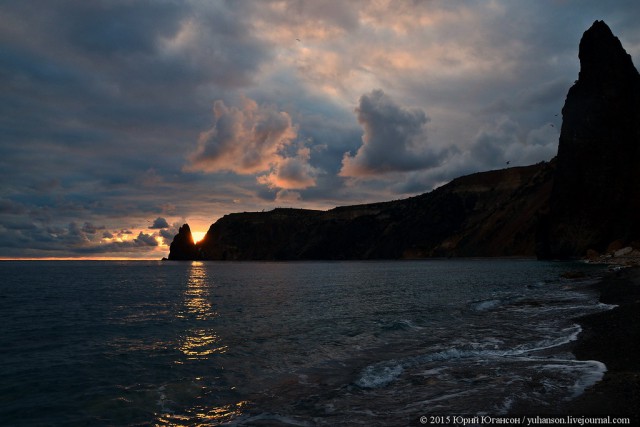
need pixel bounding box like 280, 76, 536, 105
538, 20, 640, 258
168, 224, 199, 260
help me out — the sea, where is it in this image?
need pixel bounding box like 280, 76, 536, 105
0, 259, 614, 426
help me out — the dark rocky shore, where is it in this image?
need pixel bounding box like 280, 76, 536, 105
508, 267, 640, 421
564, 267, 640, 420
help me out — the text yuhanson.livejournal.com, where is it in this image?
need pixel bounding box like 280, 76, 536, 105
420, 415, 631, 425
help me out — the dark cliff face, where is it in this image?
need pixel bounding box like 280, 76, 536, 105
169, 162, 555, 260
168, 20, 639, 261
539, 20, 640, 258
168, 224, 198, 260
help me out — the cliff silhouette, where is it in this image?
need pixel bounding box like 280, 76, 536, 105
168, 21, 640, 261
537, 20, 640, 259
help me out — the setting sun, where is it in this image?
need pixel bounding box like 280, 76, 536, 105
192, 231, 207, 243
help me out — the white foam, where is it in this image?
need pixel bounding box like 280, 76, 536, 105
356, 361, 404, 388
570, 360, 607, 397
379, 318, 423, 331
406, 324, 584, 366
471, 299, 502, 311
538, 359, 607, 398
518, 324, 582, 353
398, 319, 423, 330
597, 302, 618, 310
415, 347, 515, 363
419, 366, 448, 376
404, 388, 479, 408
495, 396, 515, 414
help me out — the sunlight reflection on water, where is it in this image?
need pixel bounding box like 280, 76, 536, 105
156, 400, 250, 426
178, 262, 227, 358
155, 262, 237, 425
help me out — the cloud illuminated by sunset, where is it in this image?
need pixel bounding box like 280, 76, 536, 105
1, 0, 638, 258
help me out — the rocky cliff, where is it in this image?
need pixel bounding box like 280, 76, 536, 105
170, 162, 554, 260
168, 20, 640, 261
167, 224, 200, 260
538, 20, 640, 258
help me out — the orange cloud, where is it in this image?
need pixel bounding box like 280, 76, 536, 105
257, 147, 319, 190
186, 97, 319, 191
186, 97, 297, 174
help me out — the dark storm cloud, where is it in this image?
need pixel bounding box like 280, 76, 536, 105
0, 0, 271, 152
62, 1, 182, 56
469, 117, 558, 169
0, 220, 160, 258
340, 90, 451, 177
0, 0, 278, 257
81, 222, 105, 235
1, 0, 639, 258
149, 217, 170, 230
132, 232, 158, 247
0, 199, 28, 215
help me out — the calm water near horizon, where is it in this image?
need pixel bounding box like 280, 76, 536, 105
0, 259, 612, 426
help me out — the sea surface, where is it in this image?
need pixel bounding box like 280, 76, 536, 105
0, 259, 613, 426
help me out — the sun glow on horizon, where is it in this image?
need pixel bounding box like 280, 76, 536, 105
192, 231, 206, 243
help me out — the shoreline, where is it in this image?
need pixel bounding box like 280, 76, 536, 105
562, 267, 640, 420
511, 266, 640, 421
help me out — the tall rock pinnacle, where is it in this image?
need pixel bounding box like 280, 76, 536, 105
168, 224, 199, 260
539, 21, 640, 258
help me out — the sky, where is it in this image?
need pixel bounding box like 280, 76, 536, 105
1, 1, 639, 259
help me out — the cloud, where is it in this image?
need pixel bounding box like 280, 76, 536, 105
186, 96, 322, 191
149, 217, 170, 229
160, 229, 177, 246
340, 90, 451, 177
67, 222, 91, 244
133, 232, 158, 247
469, 116, 558, 169
350, 114, 559, 196
257, 147, 319, 190
159, 222, 182, 246
186, 97, 298, 174
0, 199, 28, 215
159, 4, 271, 88
1, 0, 639, 259
81, 222, 105, 234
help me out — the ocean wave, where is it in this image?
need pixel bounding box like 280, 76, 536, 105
469, 298, 503, 311
378, 318, 423, 331
354, 323, 590, 391
355, 361, 404, 388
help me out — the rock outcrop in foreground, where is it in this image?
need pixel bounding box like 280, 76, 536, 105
169, 21, 640, 261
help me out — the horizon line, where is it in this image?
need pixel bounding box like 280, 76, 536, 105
0, 257, 163, 261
